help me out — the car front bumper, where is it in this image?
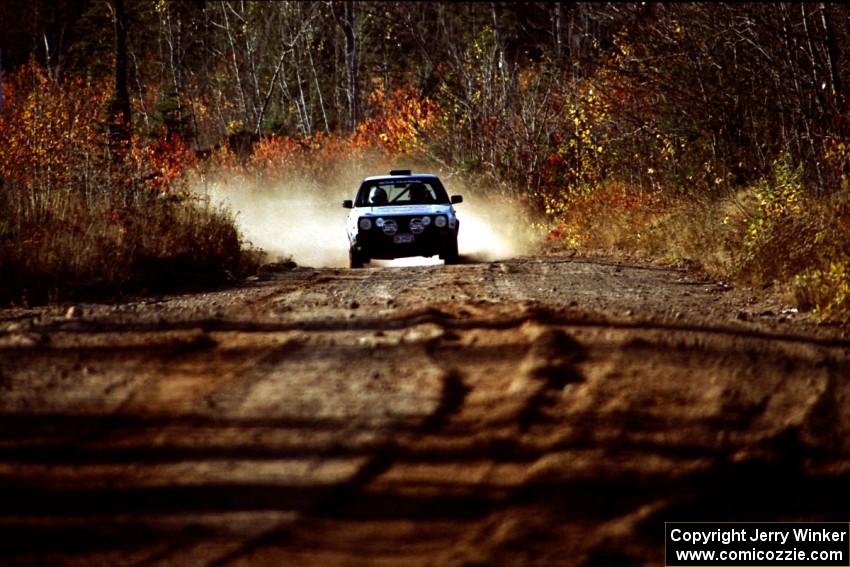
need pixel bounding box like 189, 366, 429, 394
353, 226, 457, 259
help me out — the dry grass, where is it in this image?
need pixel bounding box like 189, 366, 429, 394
551, 184, 746, 277
549, 181, 850, 320
0, 191, 263, 305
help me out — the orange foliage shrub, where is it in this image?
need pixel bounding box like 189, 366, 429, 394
0, 61, 201, 209
203, 85, 440, 185
0, 62, 257, 305
247, 135, 302, 179
354, 84, 441, 155
0, 61, 109, 220
131, 131, 198, 192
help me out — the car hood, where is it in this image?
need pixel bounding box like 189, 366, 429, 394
355, 204, 453, 216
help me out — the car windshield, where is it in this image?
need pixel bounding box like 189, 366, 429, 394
355, 178, 449, 207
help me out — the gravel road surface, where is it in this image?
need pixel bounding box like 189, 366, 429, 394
1, 255, 849, 565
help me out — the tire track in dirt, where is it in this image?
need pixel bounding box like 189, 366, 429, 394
221, 301, 850, 566
0, 257, 849, 565
220, 307, 611, 565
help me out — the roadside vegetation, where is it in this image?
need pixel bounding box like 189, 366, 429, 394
0, 62, 259, 304
2, 2, 849, 318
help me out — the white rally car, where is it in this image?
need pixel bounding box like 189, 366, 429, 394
342, 170, 463, 268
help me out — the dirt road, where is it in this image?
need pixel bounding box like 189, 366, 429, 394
1, 255, 849, 566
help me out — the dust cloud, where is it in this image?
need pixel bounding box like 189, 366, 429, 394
203, 178, 351, 267
454, 188, 540, 262
200, 174, 540, 268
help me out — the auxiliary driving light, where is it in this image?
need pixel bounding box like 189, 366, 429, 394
382, 219, 398, 235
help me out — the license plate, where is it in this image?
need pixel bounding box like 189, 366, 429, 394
394, 233, 414, 244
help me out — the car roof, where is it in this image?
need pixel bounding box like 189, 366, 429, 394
362, 173, 439, 182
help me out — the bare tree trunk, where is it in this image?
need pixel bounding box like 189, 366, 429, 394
553, 3, 562, 63
255, 49, 286, 136
307, 42, 330, 133
820, 3, 845, 133
221, 1, 251, 130
276, 55, 307, 134
163, 7, 178, 97
800, 4, 826, 118
293, 48, 311, 135
780, 4, 823, 191
239, 1, 262, 127
109, 0, 131, 173
342, 0, 358, 131
113, 0, 130, 125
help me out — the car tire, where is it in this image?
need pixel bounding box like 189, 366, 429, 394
442, 238, 460, 265
349, 248, 366, 269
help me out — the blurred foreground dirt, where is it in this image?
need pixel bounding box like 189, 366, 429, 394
1, 255, 849, 566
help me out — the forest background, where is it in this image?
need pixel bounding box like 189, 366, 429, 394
2, 1, 850, 319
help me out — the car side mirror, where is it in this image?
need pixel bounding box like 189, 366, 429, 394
342, 200, 353, 209
450, 195, 463, 204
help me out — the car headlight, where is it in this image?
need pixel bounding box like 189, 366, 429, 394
358, 218, 372, 231
434, 215, 447, 228
421, 216, 431, 226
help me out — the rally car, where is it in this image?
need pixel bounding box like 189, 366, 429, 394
342, 170, 463, 268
